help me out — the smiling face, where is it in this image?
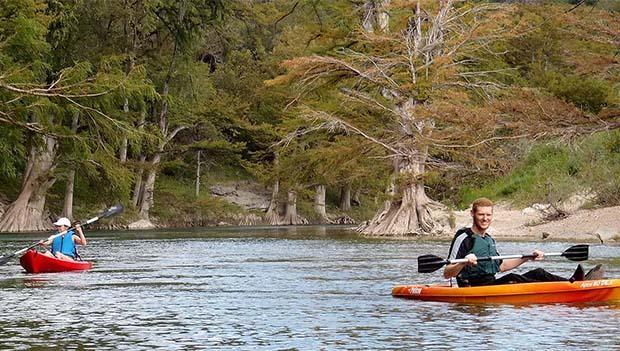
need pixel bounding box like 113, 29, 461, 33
471, 205, 493, 234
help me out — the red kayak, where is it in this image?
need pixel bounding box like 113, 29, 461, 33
19, 250, 93, 273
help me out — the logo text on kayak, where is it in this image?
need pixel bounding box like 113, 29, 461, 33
580, 280, 612, 288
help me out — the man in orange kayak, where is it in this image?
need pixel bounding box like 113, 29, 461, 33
38, 217, 87, 261
443, 197, 603, 287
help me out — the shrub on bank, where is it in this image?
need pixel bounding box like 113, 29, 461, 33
458, 130, 620, 209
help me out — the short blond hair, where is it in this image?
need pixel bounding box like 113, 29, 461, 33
472, 197, 494, 212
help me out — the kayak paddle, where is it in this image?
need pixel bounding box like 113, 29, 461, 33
417, 244, 589, 273
0, 203, 124, 266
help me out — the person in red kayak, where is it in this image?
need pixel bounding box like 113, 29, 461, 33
443, 197, 604, 287
38, 217, 87, 261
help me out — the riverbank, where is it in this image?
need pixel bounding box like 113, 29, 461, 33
0, 186, 618, 242
451, 205, 620, 243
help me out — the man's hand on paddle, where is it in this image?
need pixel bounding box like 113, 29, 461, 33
531, 249, 544, 261
465, 253, 478, 266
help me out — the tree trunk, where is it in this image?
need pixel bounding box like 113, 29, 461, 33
120, 29, 136, 163
135, 118, 185, 220
357, 3, 445, 236
340, 183, 352, 211
130, 111, 147, 206
0, 136, 58, 232
195, 150, 201, 197
282, 190, 305, 225
136, 78, 169, 221
362, 0, 391, 33
138, 153, 160, 220
63, 169, 76, 219
135, 65, 186, 220
120, 136, 128, 163
358, 155, 439, 236
264, 154, 281, 225
264, 179, 281, 225
63, 112, 80, 219
119, 97, 129, 163
131, 154, 146, 207
352, 189, 361, 206
314, 185, 331, 224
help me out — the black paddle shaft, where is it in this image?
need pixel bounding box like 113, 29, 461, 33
417, 244, 589, 273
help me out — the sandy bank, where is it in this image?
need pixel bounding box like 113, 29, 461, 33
450, 205, 620, 243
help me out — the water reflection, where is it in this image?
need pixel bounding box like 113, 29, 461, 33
447, 303, 499, 317
22, 278, 47, 289
0, 228, 618, 350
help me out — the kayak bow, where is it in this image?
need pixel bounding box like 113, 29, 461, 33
392, 279, 620, 304
19, 250, 92, 274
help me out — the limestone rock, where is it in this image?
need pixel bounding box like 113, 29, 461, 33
210, 182, 271, 211
557, 192, 596, 213
127, 219, 156, 230
595, 227, 620, 244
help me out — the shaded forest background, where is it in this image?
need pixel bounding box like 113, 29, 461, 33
0, 0, 618, 234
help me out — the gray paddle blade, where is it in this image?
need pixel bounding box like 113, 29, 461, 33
0, 254, 14, 265
99, 204, 124, 218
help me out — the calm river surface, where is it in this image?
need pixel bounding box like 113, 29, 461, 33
1, 226, 619, 350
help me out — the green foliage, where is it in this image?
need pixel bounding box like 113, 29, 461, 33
572, 130, 620, 205
458, 131, 620, 208
0, 0, 50, 65
150, 176, 243, 226
531, 71, 612, 113
498, 4, 618, 114
459, 144, 577, 207
598, 0, 620, 12
0, 127, 25, 180
559, 0, 620, 12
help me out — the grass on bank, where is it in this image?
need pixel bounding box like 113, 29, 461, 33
458, 130, 620, 209
150, 164, 247, 226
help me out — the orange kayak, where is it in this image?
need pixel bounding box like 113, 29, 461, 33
392, 279, 620, 304
20, 250, 93, 274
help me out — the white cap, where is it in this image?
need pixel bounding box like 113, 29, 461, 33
53, 217, 71, 227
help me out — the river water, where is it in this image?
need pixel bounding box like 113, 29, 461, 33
0, 226, 619, 350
